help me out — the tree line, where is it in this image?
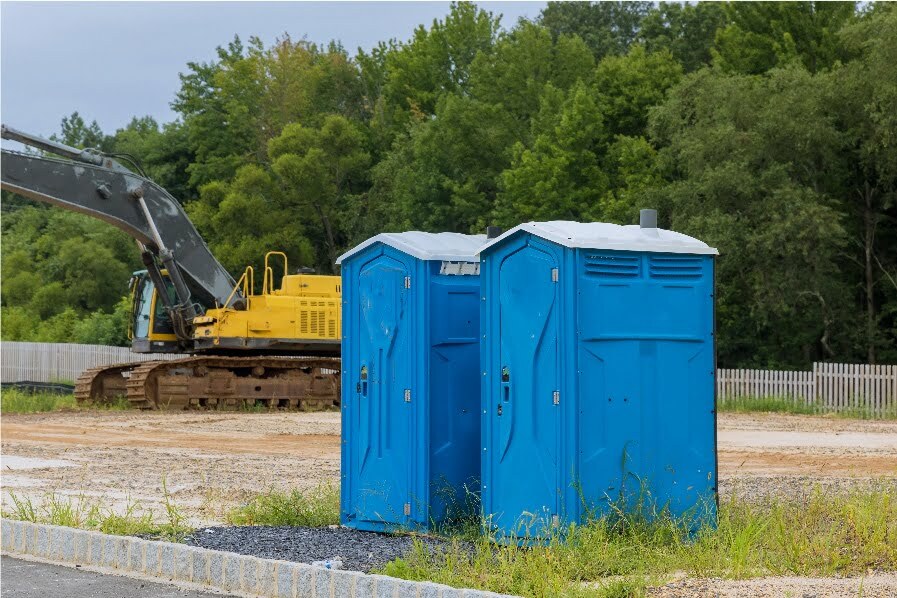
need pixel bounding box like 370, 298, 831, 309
2, 1, 895, 367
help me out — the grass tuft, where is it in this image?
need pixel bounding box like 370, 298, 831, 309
1, 389, 130, 414
0, 388, 131, 414
5, 486, 190, 542
227, 483, 340, 527
717, 395, 896, 419
718, 395, 818, 415
378, 484, 897, 596
1, 390, 77, 413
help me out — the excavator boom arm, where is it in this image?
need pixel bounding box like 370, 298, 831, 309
1, 127, 240, 311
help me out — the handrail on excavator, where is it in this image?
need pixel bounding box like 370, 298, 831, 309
225, 266, 254, 310
263, 251, 288, 295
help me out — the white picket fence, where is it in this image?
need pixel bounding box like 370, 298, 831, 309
717, 362, 897, 417
0, 341, 186, 384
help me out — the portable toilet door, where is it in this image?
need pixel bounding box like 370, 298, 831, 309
351, 251, 413, 531
337, 231, 485, 533
481, 233, 565, 538
478, 217, 718, 540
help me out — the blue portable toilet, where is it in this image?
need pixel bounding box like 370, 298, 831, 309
337, 231, 485, 532
478, 214, 718, 538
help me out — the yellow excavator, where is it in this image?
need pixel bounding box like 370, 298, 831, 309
1, 124, 341, 410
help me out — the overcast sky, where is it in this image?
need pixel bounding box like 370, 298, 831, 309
1, 1, 545, 138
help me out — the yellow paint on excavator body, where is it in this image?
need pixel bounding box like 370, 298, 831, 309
192, 252, 342, 344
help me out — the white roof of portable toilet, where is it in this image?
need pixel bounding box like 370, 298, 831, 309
478, 221, 718, 255
336, 232, 487, 264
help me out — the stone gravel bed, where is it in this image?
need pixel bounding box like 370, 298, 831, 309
182, 477, 896, 574
718, 475, 897, 504
184, 525, 451, 573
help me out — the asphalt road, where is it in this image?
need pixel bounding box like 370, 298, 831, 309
1, 556, 235, 597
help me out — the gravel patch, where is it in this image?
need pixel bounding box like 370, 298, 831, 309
648, 572, 897, 597
718, 475, 897, 504
184, 525, 450, 572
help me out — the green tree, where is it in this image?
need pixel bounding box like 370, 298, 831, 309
269, 115, 371, 269
650, 66, 854, 366
714, 2, 857, 75
2, 206, 137, 315
641, 2, 728, 72
599, 135, 662, 224
469, 21, 594, 140
71, 296, 131, 346
827, 5, 897, 362
593, 45, 683, 138
371, 94, 512, 234
496, 81, 609, 225
370, 18, 596, 236
188, 165, 315, 281
2, 0, 893, 365
540, 1, 651, 60
53, 111, 111, 150
111, 117, 194, 201
373, 1, 500, 127
174, 35, 365, 190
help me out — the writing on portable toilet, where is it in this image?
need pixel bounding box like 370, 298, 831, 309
477, 213, 719, 539
337, 231, 486, 532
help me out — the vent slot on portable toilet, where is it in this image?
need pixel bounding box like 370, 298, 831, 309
584, 254, 640, 278
440, 261, 480, 275
649, 255, 703, 279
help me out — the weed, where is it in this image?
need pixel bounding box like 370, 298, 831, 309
4, 484, 190, 541
717, 396, 819, 416
1, 390, 77, 413
227, 483, 340, 527
1, 389, 130, 414
377, 484, 897, 596
717, 395, 896, 419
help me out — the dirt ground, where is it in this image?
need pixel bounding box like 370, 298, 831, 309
0, 410, 341, 524
2, 410, 895, 524
2, 410, 895, 595
648, 572, 897, 598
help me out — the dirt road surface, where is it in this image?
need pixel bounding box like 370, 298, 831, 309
1, 411, 341, 524
2, 410, 894, 526
2, 410, 895, 596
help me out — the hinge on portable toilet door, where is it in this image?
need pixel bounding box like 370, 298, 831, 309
404, 502, 411, 516
404, 276, 411, 289
553, 390, 560, 405
551, 268, 559, 282
404, 389, 411, 403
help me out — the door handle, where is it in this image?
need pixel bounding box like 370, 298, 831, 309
499, 365, 510, 415
359, 365, 368, 398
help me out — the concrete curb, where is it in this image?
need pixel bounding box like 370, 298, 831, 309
1, 519, 515, 598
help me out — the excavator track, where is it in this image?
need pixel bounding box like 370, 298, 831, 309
74, 362, 150, 405
125, 356, 341, 410
75, 357, 341, 411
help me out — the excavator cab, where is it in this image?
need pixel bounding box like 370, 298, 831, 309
128, 271, 181, 353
